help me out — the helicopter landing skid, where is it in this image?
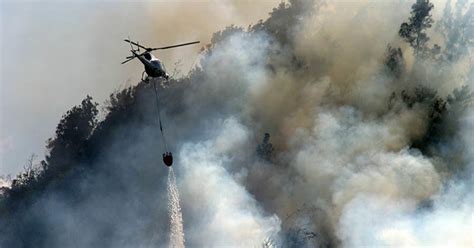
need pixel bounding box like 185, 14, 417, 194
143, 77, 169, 86
141, 71, 148, 81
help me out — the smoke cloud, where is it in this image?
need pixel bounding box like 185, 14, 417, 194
0, 0, 279, 176
1, 0, 472, 247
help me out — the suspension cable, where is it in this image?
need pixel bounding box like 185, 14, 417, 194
152, 80, 169, 152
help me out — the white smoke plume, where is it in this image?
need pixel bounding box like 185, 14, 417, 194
178, 118, 281, 247
1, 0, 473, 247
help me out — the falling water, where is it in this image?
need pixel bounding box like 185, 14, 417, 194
167, 167, 185, 248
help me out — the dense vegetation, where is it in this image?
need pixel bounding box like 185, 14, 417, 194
1, 0, 472, 247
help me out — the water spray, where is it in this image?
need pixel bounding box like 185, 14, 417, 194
167, 167, 185, 248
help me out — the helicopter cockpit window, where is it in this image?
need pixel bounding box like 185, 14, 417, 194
143, 53, 152, 60
152, 60, 164, 70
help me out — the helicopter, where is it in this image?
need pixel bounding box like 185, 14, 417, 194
122, 39, 200, 167
122, 39, 200, 80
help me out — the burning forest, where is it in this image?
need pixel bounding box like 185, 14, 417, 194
0, 0, 473, 247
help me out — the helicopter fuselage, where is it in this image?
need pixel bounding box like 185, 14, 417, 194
124, 39, 199, 80
132, 51, 169, 79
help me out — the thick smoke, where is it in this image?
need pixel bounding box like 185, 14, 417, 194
178, 118, 281, 247
0, 0, 279, 176
1, 0, 472, 247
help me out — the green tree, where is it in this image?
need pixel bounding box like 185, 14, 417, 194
251, 0, 316, 46
399, 0, 436, 57
437, 0, 474, 62
384, 45, 405, 77
44, 95, 98, 176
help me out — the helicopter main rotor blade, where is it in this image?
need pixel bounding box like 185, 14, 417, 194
150, 41, 200, 51
124, 39, 150, 51
121, 56, 136, 64
121, 50, 151, 64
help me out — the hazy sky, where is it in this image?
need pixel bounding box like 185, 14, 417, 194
0, 0, 279, 176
